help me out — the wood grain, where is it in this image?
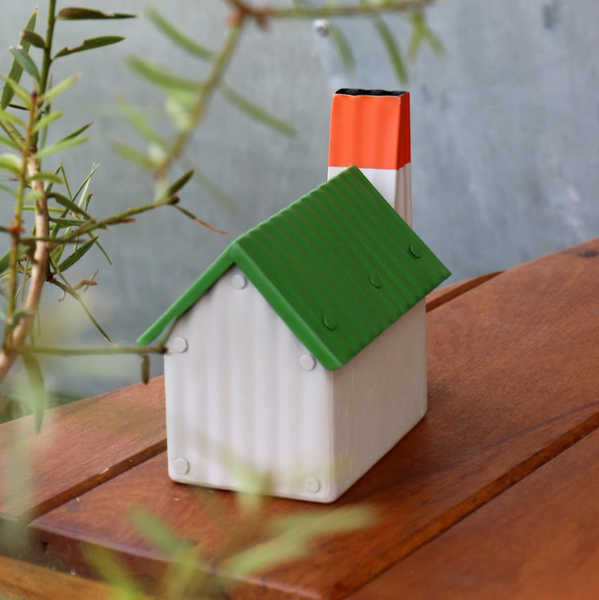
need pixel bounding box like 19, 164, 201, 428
0, 377, 166, 528
29, 239, 599, 599
346, 424, 599, 599
0, 554, 157, 600
425, 271, 503, 311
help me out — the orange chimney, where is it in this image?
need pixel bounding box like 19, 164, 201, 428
327, 89, 412, 225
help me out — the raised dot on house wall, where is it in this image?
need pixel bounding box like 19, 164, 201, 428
299, 354, 316, 371
231, 274, 248, 289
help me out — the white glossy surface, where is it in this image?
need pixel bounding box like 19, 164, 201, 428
331, 300, 427, 497
165, 274, 428, 502
165, 266, 334, 502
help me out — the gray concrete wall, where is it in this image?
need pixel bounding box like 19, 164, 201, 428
1, 0, 597, 396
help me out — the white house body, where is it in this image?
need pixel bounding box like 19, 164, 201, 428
165, 264, 427, 502
138, 90, 450, 503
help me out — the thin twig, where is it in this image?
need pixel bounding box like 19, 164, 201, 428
157, 15, 245, 179
25, 345, 165, 356
226, 0, 436, 24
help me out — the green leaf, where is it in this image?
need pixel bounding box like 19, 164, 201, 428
0, 153, 23, 175
72, 164, 99, 204
0, 120, 25, 149
22, 352, 46, 433
423, 23, 444, 56
57, 8, 136, 20
140, 355, 150, 385
220, 85, 296, 137
41, 74, 80, 104
172, 204, 226, 234
192, 165, 238, 212
58, 122, 93, 144
0, 183, 14, 194
91, 235, 112, 267
328, 23, 355, 73
0, 77, 32, 110
57, 236, 98, 272
0, 134, 20, 151
50, 217, 86, 227
112, 142, 154, 169
33, 110, 63, 134
0, 9, 37, 109
49, 193, 93, 219
54, 36, 127, 59
126, 57, 200, 92
0, 246, 27, 274
30, 172, 63, 184
0, 108, 25, 128
9, 47, 40, 81
82, 546, 142, 599
146, 8, 213, 60
164, 96, 192, 131
34, 135, 87, 160
408, 12, 440, 61
118, 99, 163, 145
24, 189, 45, 204
130, 509, 193, 557
21, 30, 46, 49
373, 16, 408, 84
156, 169, 195, 203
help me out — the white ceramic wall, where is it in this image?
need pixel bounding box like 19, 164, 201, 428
331, 300, 427, 496
164, 266, 334, 502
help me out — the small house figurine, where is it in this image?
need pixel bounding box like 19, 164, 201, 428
138, 89, 450, 502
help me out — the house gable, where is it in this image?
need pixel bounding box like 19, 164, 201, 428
137, 166, 450, 368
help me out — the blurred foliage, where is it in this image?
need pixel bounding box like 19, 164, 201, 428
0, 0, 441, 595
0, 0, 440, 426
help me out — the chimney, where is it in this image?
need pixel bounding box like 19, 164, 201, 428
327, 89, 412, 226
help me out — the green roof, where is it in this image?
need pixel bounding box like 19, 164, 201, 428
137, 166, 450, 369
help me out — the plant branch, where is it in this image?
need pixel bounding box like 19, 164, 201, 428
0, 1, 58, 383
52, 201, 170, 245
25, 345, 165, 356
226, 0, 436, 24
157, 15, 245, 179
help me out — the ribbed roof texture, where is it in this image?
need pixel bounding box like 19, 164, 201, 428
328, 90, 411, 170
137, 166, 450, 369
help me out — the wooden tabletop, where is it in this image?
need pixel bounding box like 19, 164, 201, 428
1, 239, 598, 600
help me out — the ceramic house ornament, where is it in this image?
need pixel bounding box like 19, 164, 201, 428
138, 90, 450, 503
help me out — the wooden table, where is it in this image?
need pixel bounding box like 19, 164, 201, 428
1, 239, 598, 599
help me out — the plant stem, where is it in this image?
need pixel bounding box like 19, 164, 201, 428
227, 0, 436, 22
0, 0, 58, 383
53, 201, 170, 245
157, 15, 245, 179
25, 345, 165, 356
38, 0, 57, 99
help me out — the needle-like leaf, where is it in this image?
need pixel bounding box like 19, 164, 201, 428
41, 74, 80, 104
57, 236, 98, 272
146, 8, 213, 60
33, 135, 87, 160
328, 22, 355, 73
220, 85, 296, 137
57, 8, 136, 20
54, 36, 127, 59
126, 57, 200, 92
21, 30, 46, 49
1, 9, 37, 109
373, 16, 408, 84
9, 47, 40, 82
22, 352, 46, 433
